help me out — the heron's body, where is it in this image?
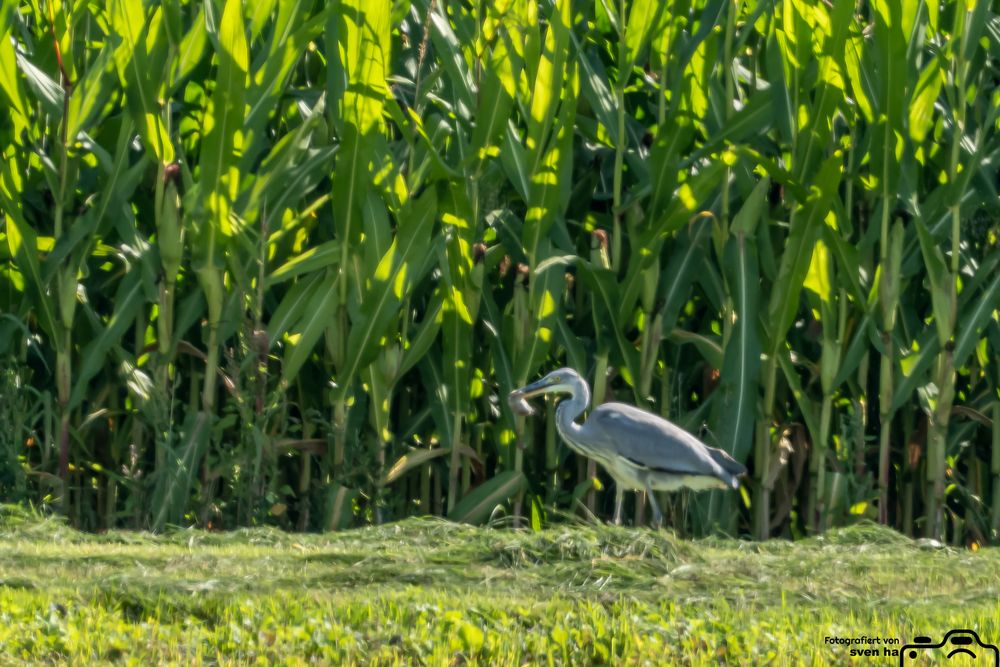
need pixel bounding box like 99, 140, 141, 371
510, 368, 746, 526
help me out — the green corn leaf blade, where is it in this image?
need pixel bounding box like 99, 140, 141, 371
268, 241, 342, 286
392, 103, 462, 186
176, 7, 209, 84
868, 0, 906, 191
647, 116, 694, 216
656, 160, 726, 238
67, 278, 144, 411
199, 0, 249, 243
765, 30, 793, 145
803, 237, 833, 304
658, 221, 711, 334
570, 477, 598, 507
843, 33, 874, 123
511, 253, 563, 385
363, 188, 394, 276
268, 272, 325, 347
442, 289, 473, 414
0, 155, 56, 340
14, 50, 63, 119
383, 447, 450, 485
892, 328, 939, 414
613, 118, 697, 323
554, 312, 587, 376
617, 160, 723, 322
440, 184, 480, 414
43, 210, 102, 285
821, 223, 868, 307
501, 124, 531, 202
91, 117, 147, 238
448, 470, 527, 524
714, 91, 774, 148
731, 177, 771, 236
418, 354, 454, 447
709, 234, 761, 464
0, 17, 31, 133
953, 268, 1000, 370
328, 0, 390, 246
624, 0, 666, 71
595, 0, 620, 37
575, 44, 619, 146
243, 5, 325, 167
238, 101, 335, 225
894, 246, 998, 409
765, 151, 843, 355
830, 314, 877, 389
525, 0, 571, 162
575, 260, 639, 389
479, 287, 516, 421
365, 361, 392, 441
66, 44, 116, 139
533, 254, 576, 275
246, 0, 280, 41
332, 190, 438, 403
468, 31, 519, 165
780, 0, 811, 72
282, 273, 340, 383
427, 7, 475, 118
523, 70, 577, 265
110, 0, 174, 163
791, 0, 851, 182
667, 329, 724, 376
171, 288, 207, 355
684, 91, 775, 166
397, 291, 444, 379
696, 254, 726, 314
161, 0, 183, 48
675, 0, 725, 67
777, 347, 820, 453
908, 55, 944, 143
961, 0, 992, 62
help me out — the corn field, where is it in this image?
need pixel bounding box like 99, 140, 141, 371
0, 0, 998, 542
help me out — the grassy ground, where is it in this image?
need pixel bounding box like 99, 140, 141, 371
0, 507, 996, 665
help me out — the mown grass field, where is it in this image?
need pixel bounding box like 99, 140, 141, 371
0, 507, 997, 665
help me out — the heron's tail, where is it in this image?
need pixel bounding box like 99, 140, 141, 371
704, 445, 748, 481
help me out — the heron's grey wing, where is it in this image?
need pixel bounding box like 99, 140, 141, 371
584, 403, 741, 482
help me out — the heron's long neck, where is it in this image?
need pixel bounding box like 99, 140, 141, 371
554, 380, 590, 444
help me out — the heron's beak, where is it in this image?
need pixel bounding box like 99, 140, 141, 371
514, 377, 556, 398
507, 378, 554, 416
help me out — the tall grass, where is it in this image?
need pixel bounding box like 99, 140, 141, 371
0, 0, 997, 542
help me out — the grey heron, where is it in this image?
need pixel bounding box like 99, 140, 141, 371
509, 367, 747, 526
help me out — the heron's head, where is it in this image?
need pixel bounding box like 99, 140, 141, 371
508, 368, 581, 416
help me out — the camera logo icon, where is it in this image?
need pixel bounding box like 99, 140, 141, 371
900, 629, 998, 665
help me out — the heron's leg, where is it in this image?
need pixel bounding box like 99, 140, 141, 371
613, 486, 625, 526
645, 484, 664, 529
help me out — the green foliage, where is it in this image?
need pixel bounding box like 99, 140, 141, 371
0, 0, 998, 544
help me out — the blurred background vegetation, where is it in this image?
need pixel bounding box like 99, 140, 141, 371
0, 0, 998, 542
